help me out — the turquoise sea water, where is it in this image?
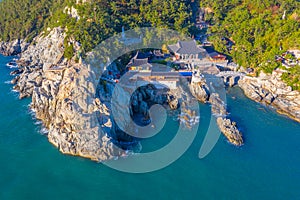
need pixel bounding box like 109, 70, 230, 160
0, 54, 300, 199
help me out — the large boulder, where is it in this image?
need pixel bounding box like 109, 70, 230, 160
189, 81, 210, 103
217, 117, 243, 146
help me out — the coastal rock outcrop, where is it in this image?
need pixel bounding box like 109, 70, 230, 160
11, 28, 66, 99
209, 92, 243, 146
32, 65, 124, 161
189, 75, 210, 103
5, 26, 246, 161
167, 94, 179, 110
10, 27, 125, 161
216, 117, 243, 146
209, 93, 227, 117
0, 39, 28, 56
238, 71, 300, 123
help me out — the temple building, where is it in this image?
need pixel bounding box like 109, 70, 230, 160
125, 51, 192, 89
208, 52, 227, 62
126, 51, 152, 72
168, 40, 208, 62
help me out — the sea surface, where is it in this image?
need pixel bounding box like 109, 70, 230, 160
0, 54, 300, 199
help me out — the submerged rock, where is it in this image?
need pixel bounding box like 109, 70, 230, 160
209, 93, 227, 117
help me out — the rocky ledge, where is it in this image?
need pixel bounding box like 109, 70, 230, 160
9, 28, 125, 161
0, 39, 29, 56
210, 93, 243, 146
216, 117, 243, 146
190, 75, 243, 146
4, 26, 246, 161
239, 71, 300, 123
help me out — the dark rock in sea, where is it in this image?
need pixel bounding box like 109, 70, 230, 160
167, 94, 179, 110
10, 68, 24, 76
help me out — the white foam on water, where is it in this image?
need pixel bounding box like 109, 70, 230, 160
39, 127, 49, 135
34, 121, 42, 125
113, 156, 119, 160
28, 108, 35, 115
6, 63, 18, 68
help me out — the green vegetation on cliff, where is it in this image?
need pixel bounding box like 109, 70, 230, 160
281, 66, 300, 91
0, 0, 194, 53
200, 0, 300, 90
1, 0, 299, 90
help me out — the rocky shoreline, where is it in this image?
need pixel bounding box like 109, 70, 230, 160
1, 27, 205, 161
190, 74, 243, 146
1, 27, 299, 161
3, 28, 127, 161
0, 39, 28, 56
238, 71, 300, 123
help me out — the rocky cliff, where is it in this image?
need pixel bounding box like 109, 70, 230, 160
239, 71, 300, 123
5, 26, 246, 161
8, 27, 200, 161
189, 75, 210, 103
190, 75, 243, 146
10, 27, 125, 161
0, 39, 29, 56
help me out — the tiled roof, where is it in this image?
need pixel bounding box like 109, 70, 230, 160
208, 52, 219, 57
168, 40, 207, 55
126, 51, 152, 68
132, 58, 149, 66
168, 44, 180, 54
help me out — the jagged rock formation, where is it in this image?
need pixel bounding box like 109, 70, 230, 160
209, 93, 227, 117
10, 27, 125, 161
210, 93, 243, 146
216, 117, 243, 146
239, 72, 300, 123
6, 24, 245, 161
167, 93, 179, 110
32, 64, 123, 161
95, 81, 139, 150
11, 28, 66, 99
127, 84, 200, 129
189, 76, 210, 103
0, 39, 28, 56
190, 74, 243, 146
